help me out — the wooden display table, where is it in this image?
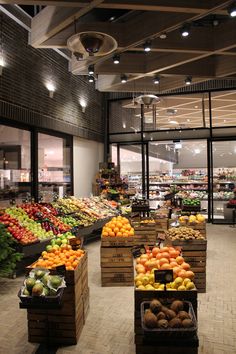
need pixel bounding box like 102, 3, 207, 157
101, 237, 134, 286
25, 252, 89, 345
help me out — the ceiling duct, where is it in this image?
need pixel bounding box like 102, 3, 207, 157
67, 31, 117, 60
135, 94, 160, 107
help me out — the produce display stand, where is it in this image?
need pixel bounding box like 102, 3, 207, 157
22, 252, 89, 345
178, 222, 206, 237
100, 237, 134, 286
170, 239, 207, 293
16, 239, 52, 258
134, 289, 198, 354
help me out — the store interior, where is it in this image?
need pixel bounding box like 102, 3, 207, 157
0, 2, 236, 354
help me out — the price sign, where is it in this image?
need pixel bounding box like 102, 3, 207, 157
131, 244, 146, 258
10, 199, 16, 206
69, 237, 82, 250
154, 269, 173, 284
56, 264, 66, 276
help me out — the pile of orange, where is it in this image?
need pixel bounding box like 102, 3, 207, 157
102, 216, 134, 237
32, 244, 85, 270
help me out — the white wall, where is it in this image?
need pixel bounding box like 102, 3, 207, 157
73, 137, 104, 197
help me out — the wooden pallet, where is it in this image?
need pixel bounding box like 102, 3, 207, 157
100, 247, 133, 267
101, 236, 134, 247
101, 266, 134, 287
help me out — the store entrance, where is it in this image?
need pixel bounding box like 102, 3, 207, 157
212, 140, 236, 224
148, 140, 208, 217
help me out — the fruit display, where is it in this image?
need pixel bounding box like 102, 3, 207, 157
0, 213, 39, 245
166, 227, 205, 240
178, 214, 205, 225
143, 299, 196, 330
228, 199, 236, 206
32, 244, 85, 270
58, 215, 82, 228
135, 246, 196, 291
182, 199, 200, 207
0, 223, 23, 277
101, 216, 134, 237
20, 268, 66, 298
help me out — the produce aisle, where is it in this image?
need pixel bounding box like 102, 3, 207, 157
0, 224, 236, 354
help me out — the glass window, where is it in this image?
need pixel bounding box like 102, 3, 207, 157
211, 90, 236, 127
0, 125, 31, 207
38, 133, 71, 202
212, 140, 236, 223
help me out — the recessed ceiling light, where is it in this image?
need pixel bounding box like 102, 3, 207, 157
153, 76, 160, 84
121, 74, 127, 83
187, 119, 190, 122
194, 148, 200, 154
159, 33, 167, 39
109, 16, 116, 21
224, 119, 226, 123
169, 120, 178, 124
143, 40, 152, 52
185, 76, 192, 85
122, 122, 126, 128
113, 54, 120, 64
180, 25, 190, 37
194, 105, 198, 109
88, 75, 95, 83
88, 65, 94, 75
228, 2, 236, 17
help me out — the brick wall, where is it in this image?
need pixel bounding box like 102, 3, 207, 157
0, 13, 105, 142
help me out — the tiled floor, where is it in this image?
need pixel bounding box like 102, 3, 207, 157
0, 224, 236, 354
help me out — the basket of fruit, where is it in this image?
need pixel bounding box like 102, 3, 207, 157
18, 268, 66, 308
141, 299, 197, 339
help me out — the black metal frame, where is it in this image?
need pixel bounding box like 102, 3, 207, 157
107, 88, 236, 224
0, 119, 74, 202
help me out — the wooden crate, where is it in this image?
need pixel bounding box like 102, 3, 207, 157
170, 239, 207, 293
133, 233, 156, 246
27, 286, 84, 345
101, 266, 134, 287
134, 289, 198, 354
101, 236, 134, 247
82, 253, 88, 292
100, 247, 133, 267
155, 218, 168, 232
82, 287, 90, 324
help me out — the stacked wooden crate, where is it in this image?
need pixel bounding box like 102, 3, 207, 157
101, 237, 134, 286
27, 252, 89, 345
132, 218, 157, 246
179, 222, 206, 237
171, 239, 207, 293
134, 289, 198, 354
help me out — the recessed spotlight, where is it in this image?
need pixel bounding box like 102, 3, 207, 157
228, 2, 236, 17
180, 25, 190, 37
121, 74, 127, 83
194, 105, 198, 109
122, 122, 126, 129
109, 16, 116, 21
113, 54, 120, 64
88, 75, 95, 83
185, 76, 192, 85
187, 119, 190, 122
143, 40, 152, 52
170, 120, 178, 124
224, 119, 226, 123
153, 76, 160, 84
159, 33, 167, 39
194, 148, 200, 154
45, 82, 56, 98
88, 65, 94, 75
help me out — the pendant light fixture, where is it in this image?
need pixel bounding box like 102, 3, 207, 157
143, 40, 152, 52
88, 64, 94, 75
113, 54, 120, 64
135, 94, 160, 108
228, 2, 236, 17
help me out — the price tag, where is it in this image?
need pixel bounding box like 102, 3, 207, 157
56, 264, 66, 276
154, 269, 173, 284
131, 244, 146, 258
69, 237, 81, 250
10, 199, 16, 206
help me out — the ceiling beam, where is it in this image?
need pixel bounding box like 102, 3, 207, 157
30, 0, 105, 47
0, 0, 228, 14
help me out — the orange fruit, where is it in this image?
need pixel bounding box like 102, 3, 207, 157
117, 222, 123, 229
117, 231, 122, 236
114, 227, 119, 234
122, 232, 128, 237
102, 231, 108, 237
108, 231, 115, 237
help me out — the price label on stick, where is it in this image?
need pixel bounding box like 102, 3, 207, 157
131, 244, 146, 258
154, 269, 173, 284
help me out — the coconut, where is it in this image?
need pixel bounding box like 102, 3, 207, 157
182, 319, 194, 328
170, 300, 184, 313
157, 319, 168, 328
156, 311, 166, 321
177, 311, 190, 320
169, 318, 182, 328
144, 312, 158, 329
150, 299, 162, 314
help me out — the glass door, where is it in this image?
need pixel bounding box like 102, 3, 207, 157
212, 140, 236, 223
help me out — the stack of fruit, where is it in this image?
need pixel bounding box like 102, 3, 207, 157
32, 244, 85, 270
143, 299, 196, 330
20, 268, 66, 297
179, 214, 205, 225
166, 227, 205, 241
182, 199, 200, 207
101, 216, 134, 237
135, 246, 196, 291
